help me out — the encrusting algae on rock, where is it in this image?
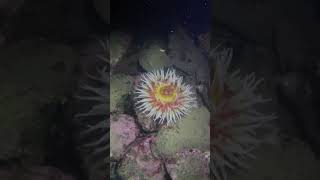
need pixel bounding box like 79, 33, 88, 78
151, 106, 210, 158
110, 74, 134, 113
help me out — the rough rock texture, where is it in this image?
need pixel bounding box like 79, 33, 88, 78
166, 149, 210, 180
110, 31, 131, 68
152, 106, 210, 158
110, 74, 134, 113
135, 112, 160, 132
118, 136, 166, 180
110, 114, 140, 160
139, 43, 170, 71
168, 27, 210, 85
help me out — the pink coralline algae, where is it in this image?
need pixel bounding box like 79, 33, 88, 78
166, 149, 210, 180
110, 114, 140, 160
118, 136, 166, 180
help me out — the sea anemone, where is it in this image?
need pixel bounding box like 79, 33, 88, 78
210, 47, 276, 180
134, 68, 197, 125
73, 36, 109, 180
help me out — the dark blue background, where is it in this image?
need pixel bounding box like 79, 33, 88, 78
112, 0, 209, 38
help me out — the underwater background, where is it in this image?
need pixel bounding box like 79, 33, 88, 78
0, 0, 320, 180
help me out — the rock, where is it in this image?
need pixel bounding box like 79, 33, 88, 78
110, 114, 140, 160
166, 149, 210, 180
132, 74, 161, 132
118, 136, 166, 180
152, 106, 210, 158
110, 32, 132, 68
110, 74, 134, 113
136, 112, 160, 132
168, 27, 210, 85
139, 43, 170, 71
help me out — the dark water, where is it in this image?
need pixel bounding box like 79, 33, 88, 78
112, 0, 209, 42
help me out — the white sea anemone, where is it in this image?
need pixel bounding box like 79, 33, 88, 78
134, 68, 197, 125
210, 47, 276, 180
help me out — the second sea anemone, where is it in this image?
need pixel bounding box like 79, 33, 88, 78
210, 47, 276, 180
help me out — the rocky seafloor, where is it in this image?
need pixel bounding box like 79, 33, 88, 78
108, 27, 211, 180
1, 0, 320, 179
